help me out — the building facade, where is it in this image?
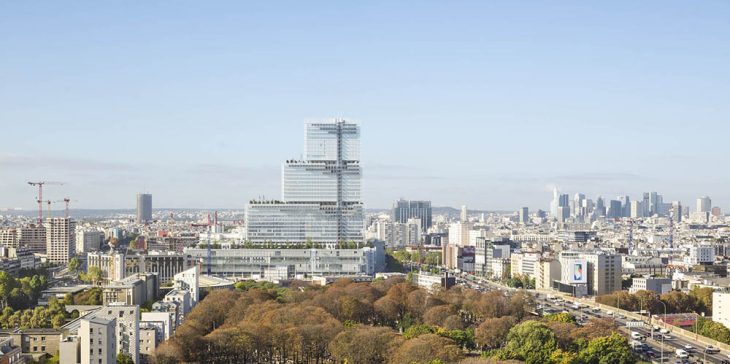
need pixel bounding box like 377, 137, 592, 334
392, 200, 432, 232
45, 218, 76, 264
185, 242, 385, 279
136, 194, 152, 224
246, 120, 364, 244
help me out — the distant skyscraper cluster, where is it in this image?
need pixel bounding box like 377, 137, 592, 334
392, 199, 432, 232
245, 120, 364, 244
548, 187, 717, 223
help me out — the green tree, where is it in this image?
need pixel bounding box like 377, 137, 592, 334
68, 257, 81, 275
503, 320, 558, 364
545, 312, 576, 324
117, 352, 134, 364
0, 271, 18, 309
578, 333, 635, 364
82, 266, 103, 285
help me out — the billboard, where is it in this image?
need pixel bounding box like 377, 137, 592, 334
568, 259, 587, 283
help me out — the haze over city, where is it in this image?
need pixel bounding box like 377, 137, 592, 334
2, 1, 730, 210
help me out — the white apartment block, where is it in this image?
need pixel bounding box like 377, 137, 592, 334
80, 317, 116, 364
510, 252, 539, 278
173, 266, 200, 306
686, 245, 715, 265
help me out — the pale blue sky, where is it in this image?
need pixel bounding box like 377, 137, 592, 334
1, 1, 729, 210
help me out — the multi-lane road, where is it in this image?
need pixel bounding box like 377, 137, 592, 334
456, 275, 730, 364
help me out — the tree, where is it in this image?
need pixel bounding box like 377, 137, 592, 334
389, 334, 463, 364
545, 312, 576, 324
328, 326, 402, 364
578, 333, 635, 364
502, 320, 558, 363
68, 257, 81, 275
475, 316, 516, 349
0, 271, 18, 309
80, 266, 103, 285
690, 286, 713, 315
117, 353, 134, 364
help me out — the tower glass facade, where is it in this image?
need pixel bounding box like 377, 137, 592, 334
247, 120, 364, 244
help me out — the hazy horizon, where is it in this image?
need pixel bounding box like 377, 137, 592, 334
2, 1, 729, 211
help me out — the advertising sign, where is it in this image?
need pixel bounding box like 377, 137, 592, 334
569, 259, 587, 283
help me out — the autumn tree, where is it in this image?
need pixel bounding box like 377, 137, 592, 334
328, 325, 402, 363
389, 334, 463, 364
475, 316, 516, 349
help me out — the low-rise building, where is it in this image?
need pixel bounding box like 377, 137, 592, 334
185, 242, 386, 279
629, 276, 672, 294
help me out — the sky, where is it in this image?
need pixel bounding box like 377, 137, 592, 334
1, 1, 729, 211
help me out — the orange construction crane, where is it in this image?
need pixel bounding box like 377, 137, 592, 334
27, 181, 64, 224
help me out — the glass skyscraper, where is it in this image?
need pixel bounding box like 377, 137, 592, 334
246, 120, 364, 244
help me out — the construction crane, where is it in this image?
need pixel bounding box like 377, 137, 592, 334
27, 181, 64, 225
45, 199, 76, 219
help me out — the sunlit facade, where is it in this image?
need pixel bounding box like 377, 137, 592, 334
246, 120, 364, 244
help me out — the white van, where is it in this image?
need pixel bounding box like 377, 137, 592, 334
675, 349, 688, 358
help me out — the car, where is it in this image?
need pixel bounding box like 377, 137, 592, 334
630, 331, 643, 340
606, 310, 614, 316
591, 307, 600, 312
675, 349, 689, 358
660, 328, 670, 334
721, 360, 730, 364
705, 346, 721, 354
643, 349, 655, 358
661, 334, 672, 340
683, 345, 694, 352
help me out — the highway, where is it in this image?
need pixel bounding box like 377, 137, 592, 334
457, 275, 730, 364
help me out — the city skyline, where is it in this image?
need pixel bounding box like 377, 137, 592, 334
2, 2, 730, 210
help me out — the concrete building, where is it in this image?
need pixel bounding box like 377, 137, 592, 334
584, 251, 622, 296
0, 229, 18, 248
87, 251, 194, 286
124, 251, 195, 285
0, 247, 35, 272
536, 258, 561, 290
44, 218, 75, 264
246, 120, 364, 244
136, 194, 152, 224
173, 266, 199, 306
87, 251, 126, 284
75, 230, 104, 254
163, 290, 192, 328
80, 317, 116, 364
0, 328, 62, 359
140, 312, 175, 341
518, 207, 529, 225
511, 252, 539, 279
102, 273, 159, 306
18, 226, 46, 254
687, 245, 715, 265
61, 305, 140, 364
412, 273, 455, 293
0, 337, 22, 364
697, 196, 712, 213
629, 277, 672, 294
138, 327, 157, 363
474, 237, 511, 279
392, 199, 432, 232
447, 221, 473, 246
713, 290, 730, 330
185, 242, 385, 279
